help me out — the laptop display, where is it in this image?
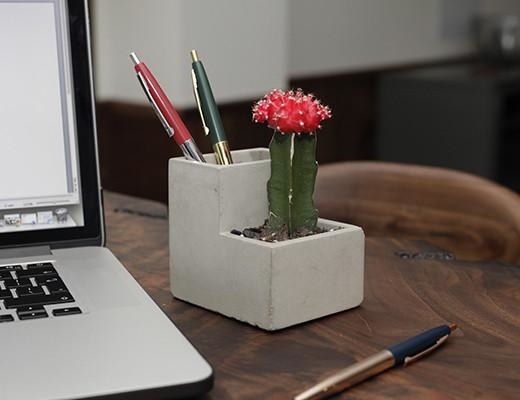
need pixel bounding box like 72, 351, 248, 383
0, 2, 214, 398
0, 0, 102, 249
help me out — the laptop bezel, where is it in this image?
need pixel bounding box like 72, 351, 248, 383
0, 0, 104, 250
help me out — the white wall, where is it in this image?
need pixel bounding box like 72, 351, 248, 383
92, 0, 520, 105
480, 0, 520, 14
288, 0, 520, 77
289, 0, 473, 77
92, 0, 288, 108
93, 0, 183, 105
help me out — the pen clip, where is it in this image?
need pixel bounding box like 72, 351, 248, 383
136, 72, 175, 138
191, 69, 210, 136
403, 334, 449, 366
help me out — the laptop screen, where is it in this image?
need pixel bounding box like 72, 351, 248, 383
0, 0, 103, 248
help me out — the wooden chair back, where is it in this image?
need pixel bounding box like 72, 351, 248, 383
314, 161, 520, 263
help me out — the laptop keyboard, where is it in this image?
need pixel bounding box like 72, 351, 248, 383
0, 262, 81, 322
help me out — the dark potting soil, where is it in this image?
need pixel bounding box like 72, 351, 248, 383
230, 221, 339, 242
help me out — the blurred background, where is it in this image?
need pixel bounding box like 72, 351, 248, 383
90, 0, 520, 203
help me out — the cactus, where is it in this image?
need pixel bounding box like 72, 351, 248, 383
253, 89, 331, 237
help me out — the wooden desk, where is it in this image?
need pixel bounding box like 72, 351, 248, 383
104, 191, 520, 400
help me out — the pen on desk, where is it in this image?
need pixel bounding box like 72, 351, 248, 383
190, 49, 233, 165
295, 323, 458, 400
129, 52, 206, 163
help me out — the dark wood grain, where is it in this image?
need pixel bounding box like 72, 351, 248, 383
104, 191, 520, 400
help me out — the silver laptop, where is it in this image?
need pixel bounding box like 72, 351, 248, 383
0, 1, 213, 399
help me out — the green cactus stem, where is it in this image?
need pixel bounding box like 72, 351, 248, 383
267, 132, 291, 232
291, 133, 318, 232
267, 132, 318, 236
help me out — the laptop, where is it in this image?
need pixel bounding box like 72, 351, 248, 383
0, 1, 213, 399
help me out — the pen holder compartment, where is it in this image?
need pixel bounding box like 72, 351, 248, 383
169, 148, 364, 330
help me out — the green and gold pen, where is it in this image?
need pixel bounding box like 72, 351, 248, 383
190, 49, 233, 165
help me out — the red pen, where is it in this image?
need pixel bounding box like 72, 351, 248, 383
130, 52, 206, 162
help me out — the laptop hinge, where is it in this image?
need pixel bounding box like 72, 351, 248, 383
0, 246, 52, 261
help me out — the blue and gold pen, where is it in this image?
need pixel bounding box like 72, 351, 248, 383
295, 323, 458, 400
190, 49, 233, 165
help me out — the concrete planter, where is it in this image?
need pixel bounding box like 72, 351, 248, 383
169, 148, 364, 330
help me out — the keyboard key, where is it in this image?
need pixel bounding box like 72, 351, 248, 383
16, 286, 45, 297
0, 289, 13, 299
0, 265, 22, 271
26, 262, 53, 269
4, 292, 74, 309
16, 266, 57, 278
17, 306, 48, 320
35, 276, 63, 286
3, 278, 32, 289
44, 281, 68, 294
52, 307, 82, 317
16, 305, 43, 314
0, 314, 14, 323
0, 270, 13, 280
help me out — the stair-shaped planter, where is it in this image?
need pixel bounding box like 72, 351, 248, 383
169, 148, 364, 330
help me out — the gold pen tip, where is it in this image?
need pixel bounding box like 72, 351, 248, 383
449, 323, 458, 332
190, 49, 199, 62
